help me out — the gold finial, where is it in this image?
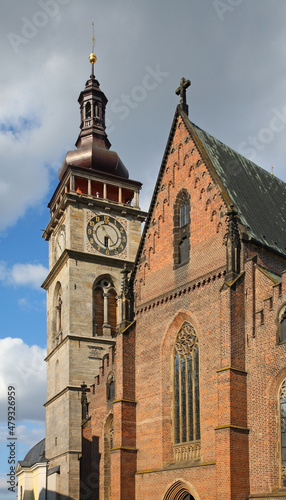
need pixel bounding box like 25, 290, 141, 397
89, 52, 97, 64
89, 21, 97, 69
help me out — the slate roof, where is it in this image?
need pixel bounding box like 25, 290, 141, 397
189, 119, 286, 257
18, 438, 46, 468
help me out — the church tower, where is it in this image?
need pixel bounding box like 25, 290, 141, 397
42, 49, 146, 500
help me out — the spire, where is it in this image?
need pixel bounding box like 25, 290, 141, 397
89, 21, 97, 77
75, 26, 110, 150
175, 77, 191, 115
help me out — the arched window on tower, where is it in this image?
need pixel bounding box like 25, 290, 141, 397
85, 102, 91, 119
53, 282, 63, 347
173, 190, 191, 268
93, 278, 117, 337
94, 101, 99, 119
173, 323, 200, 461
280, 380, 286, 486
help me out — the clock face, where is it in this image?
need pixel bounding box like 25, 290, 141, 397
55, 225, 66, 260
86, 214, 127, 256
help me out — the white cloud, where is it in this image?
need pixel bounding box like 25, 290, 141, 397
0, 49, 77, 233
0, 338, 46, 424
0, 262, 48, 289
11, 263, 48, 288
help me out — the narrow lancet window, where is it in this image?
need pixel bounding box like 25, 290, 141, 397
174, 323, 200, 445
85, 102, 91, 119
94, 102, 99, 118
173, 190, 191, 268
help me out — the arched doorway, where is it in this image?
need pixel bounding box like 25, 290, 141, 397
163, 480, 196, 500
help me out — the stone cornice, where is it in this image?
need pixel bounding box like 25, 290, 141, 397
44, 385, 84, 407
45, 334, 115, 361
135, 460, 216, 475
42, 249, 135, 290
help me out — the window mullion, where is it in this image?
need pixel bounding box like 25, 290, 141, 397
192, 349, 196, 439
185, 354, 189, 442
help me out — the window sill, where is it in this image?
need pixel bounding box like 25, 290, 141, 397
174, 261, 189, 270
173, 441, 201, 462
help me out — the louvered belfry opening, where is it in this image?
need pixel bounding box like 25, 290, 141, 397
93, 277, 117, 337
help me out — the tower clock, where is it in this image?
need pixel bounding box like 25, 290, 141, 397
86, 213, 127, 256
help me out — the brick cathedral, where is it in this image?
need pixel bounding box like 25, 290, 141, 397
17, 51, 286, 500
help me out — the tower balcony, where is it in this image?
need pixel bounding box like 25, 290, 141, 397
44, 166, 146, 239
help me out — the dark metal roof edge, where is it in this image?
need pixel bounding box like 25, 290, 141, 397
48, 465, 60, 475
247, 236, 286, 260
179, 111, 234, 210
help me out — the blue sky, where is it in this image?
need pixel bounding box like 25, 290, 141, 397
1, 1, 286, 498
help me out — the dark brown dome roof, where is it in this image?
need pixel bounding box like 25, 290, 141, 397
58, 144, 129, 180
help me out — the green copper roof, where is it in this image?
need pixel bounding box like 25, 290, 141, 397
190, 120, 286, 257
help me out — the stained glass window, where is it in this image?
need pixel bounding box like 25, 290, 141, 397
174, 323, 200, 444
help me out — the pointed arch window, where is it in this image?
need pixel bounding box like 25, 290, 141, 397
179, 198, 189, 227
173, 190, 191, 268
107, 373, 115, 401
85, 102, 91, 119
174, 323, 200, 447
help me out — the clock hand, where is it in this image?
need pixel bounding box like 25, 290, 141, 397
100, 224, 116, 246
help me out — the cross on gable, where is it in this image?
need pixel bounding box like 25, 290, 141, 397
175, 77, 191, 115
